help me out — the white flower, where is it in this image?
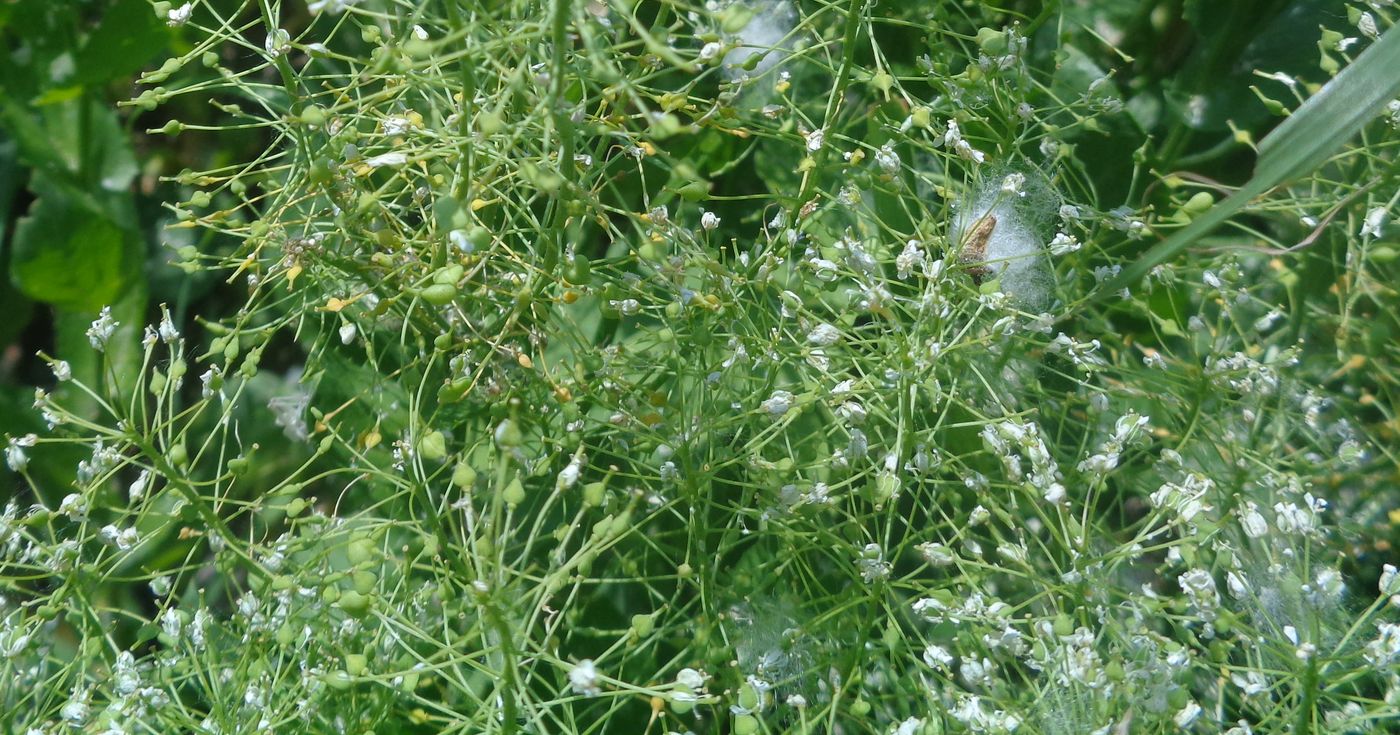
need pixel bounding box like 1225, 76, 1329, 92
1239, 503, 1268, 537
5, 434, 37, 472
86, 306, 118, 351
449, 229, 475, 253
52, 360, 72, 381
896, 240, 924, 279
113, 651, 140, 696
1000, 172, 1025, 196
1048, 232, 1080, 255
160, 609, 183, 640
366, 152, 408, 168
805, 128, 825, 152
760, 390, 794, 418
1174, 701, 1202, 727
309, 0, 356, 13
412, 24, 429, 41
699, 41, 723, 61
1358, 11, 1379, 38
557, 452, 584, 490
339, 323, 357, 345
700, 211, 721, 231
58, 493, 89, 521
1314, 568, 1345, 600
874, 144, 900, 174
1178, 569, 1219, 620
894, 717, 925, 735
1361, 207, 1387, 238
158, 306, 180, 343
568, 659, 601, 696
167, 2, 193, 26
922, 644, 953, 669
676, 667, 708, 690
806, 323, 841, 347
61, 688, 89, 723
1231, 670, 1268, 696
263, 28, 291, 58
100, 524, 140, 552
383, 116, 413, 135
1380, 564, 1400, 596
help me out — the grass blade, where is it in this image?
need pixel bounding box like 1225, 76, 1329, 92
1094, 24, 1400, 302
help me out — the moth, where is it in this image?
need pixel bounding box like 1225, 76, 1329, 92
958, 212, 996, 284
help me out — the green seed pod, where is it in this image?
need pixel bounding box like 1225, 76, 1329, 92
275, 624, 295, 647
345, 653, 368, 676
670, 689, 695, 715
452, 462, 478, 489
420, 283, 457, 305
1105, 658, 1125, 682
630, 613, 655, 638
737, 683, 760, 712
353, 570, 378, 595
1052, 613, 1073, 637
168, 442, 188, 469
564, 253, 592, 285
583, 481, 606, 507
270, 575, 294, 592
417, 431, 448, 461
433, 264, 464, 285
338, 590, 372, 618
976, 27, 1008, 54
502, 476, 526, 507
399, 669, 421, 693
850, 699, 871, 717
309, 158, 335, 185
300, 105, 327, 127
494, 419, 523, 448
322, 670, 353, 691
734, 714, 759, 735
347, 538, 376, 565
285, 498, 306, 517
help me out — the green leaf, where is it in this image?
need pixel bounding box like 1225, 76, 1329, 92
1254, 24, 1400, 187
1094, 24, 1400, 303
71, 0, 169, 87
9, 192, 140, 312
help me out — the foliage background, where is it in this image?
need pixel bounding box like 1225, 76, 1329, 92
2, 1, 1399, 734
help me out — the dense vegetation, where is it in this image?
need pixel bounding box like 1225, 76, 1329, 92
3, 1, 1400, 733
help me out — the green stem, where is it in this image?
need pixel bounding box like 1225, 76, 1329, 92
797, 0, 868, 205
549, 0, 576, 272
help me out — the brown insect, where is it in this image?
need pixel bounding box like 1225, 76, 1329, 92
958, 212, 996, 284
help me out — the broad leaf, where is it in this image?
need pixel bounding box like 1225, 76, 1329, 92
9, 192, 140, 312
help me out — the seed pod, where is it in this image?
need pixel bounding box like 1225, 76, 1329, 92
452, 462, 478, 489
420, 283, 457, 305
502, 477, 526, 507
417, 431, 448, 461
433, 264, 464, 285
337, 590, 372, 618
345, 653, 368, 676
322, 670, 353, 691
